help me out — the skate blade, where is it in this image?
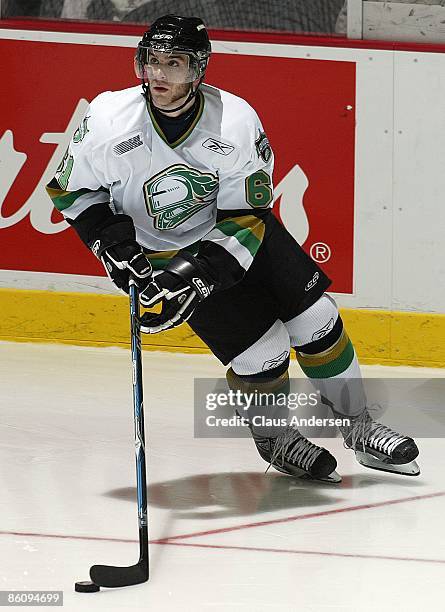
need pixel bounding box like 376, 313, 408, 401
273, 465, 342, 484
355, 451, 420, 476
300, 469, 342, 484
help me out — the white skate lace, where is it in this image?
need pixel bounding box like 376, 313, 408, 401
345, 409, 408, 456
269, 427, 323, 472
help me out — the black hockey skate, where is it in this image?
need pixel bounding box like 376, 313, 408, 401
335, 408, 420, 476
250, 425, 341, 484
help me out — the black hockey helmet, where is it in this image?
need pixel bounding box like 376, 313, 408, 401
135, 15, 211, 84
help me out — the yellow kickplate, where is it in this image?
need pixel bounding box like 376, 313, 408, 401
0, 288, 444, 368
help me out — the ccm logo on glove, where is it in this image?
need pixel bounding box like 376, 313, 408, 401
192, 277, 213, 298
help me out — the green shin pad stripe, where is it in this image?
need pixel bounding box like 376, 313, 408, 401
298, 340, 355, 379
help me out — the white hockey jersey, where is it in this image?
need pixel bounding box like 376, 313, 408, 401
47, 83, 274, 284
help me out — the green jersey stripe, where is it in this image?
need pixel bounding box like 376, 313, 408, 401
49, 188, 93, 211
235, 226, 263, 257
202, 228, 254, 270
47, 185, 110, 213
214, 220, 263, 257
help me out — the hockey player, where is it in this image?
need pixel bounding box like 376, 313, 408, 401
46, 14, 420, 482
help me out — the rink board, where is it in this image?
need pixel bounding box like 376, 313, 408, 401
0, 288, 443, 368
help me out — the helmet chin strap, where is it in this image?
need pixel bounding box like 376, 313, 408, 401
142, 79, 201, 114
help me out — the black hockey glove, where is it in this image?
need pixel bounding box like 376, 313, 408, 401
100, 243, 152, 294
139, 252, 214, 334
89, 214, 152, 294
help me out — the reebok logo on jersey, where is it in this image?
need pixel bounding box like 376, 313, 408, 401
305, 272, 319, 292
202, 138, 235, 156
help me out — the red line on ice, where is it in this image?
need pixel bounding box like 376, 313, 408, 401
153, 490, 445, 543
2, 529, 444, 565
0, 530, 135, 544
2, 490, 444, 550
164, 541, 445, 565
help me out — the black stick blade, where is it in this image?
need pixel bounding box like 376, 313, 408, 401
90, 562, 148, 588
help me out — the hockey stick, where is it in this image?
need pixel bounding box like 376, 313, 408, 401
87, 280, 149, 589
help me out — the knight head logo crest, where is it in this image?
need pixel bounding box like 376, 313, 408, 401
143, 164, 218, 230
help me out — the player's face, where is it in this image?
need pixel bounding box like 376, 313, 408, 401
147, 51, 196, 111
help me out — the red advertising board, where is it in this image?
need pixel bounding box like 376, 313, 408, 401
0, 34, 355, 292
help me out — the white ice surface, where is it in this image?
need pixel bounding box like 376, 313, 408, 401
0, 341, 444, 611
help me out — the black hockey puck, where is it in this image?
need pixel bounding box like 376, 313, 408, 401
75, 580, 100, 593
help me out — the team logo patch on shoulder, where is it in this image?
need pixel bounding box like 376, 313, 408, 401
255, 130, 272, 163
143, 164, 218, 230
55, 148, 74, 190
202, 138, 235, 156
113, 134, 143, 156
73, 116, 90, 144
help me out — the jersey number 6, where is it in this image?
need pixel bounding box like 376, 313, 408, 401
245, 170, 273, 208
